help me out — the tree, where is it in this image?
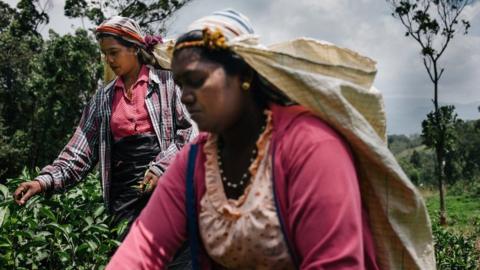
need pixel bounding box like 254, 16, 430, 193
26, 29, 102, 170
387, 0, 472, 225
9, 0, 48, 36
410, 149, 422, 168
421, 105, 461, 183
453, 119, 480, 180
64, 0, 193, 33
0, 0, 48, 179
0, 1, 101, 180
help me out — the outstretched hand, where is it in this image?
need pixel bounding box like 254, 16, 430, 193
13, 181, 43, 206
140, 171, 160, 193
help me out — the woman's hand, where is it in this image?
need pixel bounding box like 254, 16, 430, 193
13, 181, 43, 206
140, 170, 160, 193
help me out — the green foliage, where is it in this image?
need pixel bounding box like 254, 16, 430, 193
0, 1, 45, 179
388, 134, 423, 155
0, 2, 15, 32
426, 193, 480, 232
432, 223, 480, 270
448, 178, 480, 198
25, 29, 102, 171
422, 105, 461, 184
388, 134, 437, 186
10, 0, 49, 36
398, 150, 436, 186
64, 0, 192, 33
425, 192, 480, 269
0, 170, 127, 269
392, 118, 480, 188
422, 105, 459, 151
0, 3, 102, 180
451, 119, 480, 179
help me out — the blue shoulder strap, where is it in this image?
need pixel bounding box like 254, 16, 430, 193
271, 140, 300, 268
186, 144, 199, 270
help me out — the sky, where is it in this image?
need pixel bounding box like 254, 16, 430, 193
5, 0, 480, 134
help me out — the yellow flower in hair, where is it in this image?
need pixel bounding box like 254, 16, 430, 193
173, 27, 229, 52
202, 28, 228, 50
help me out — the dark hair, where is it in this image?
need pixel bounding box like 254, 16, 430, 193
96, 33, 158, 67
173, 30, 293, 107
96, 32, 136, 48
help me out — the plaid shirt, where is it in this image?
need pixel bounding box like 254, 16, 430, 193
36, 67, 197, 209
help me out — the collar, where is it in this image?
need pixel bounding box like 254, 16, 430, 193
114, 64, 150, 90
148, 65, 161, 85
104, 65, 160, 97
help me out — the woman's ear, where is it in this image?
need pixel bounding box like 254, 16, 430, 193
240, 68, 255, 85
239, 69, 255, 91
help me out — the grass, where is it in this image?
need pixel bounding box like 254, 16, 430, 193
424, 190, 480, 235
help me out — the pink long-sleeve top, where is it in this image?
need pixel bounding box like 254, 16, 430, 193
107, 104, 379, 269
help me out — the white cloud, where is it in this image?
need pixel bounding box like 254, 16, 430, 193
462, 1, 480, 21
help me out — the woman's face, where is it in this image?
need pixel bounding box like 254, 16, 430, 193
172, 49, 247, 133
99, 36, 138, 77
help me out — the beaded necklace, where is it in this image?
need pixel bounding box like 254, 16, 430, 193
216, 122, 266, 190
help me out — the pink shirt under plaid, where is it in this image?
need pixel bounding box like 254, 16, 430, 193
111, 65, 155, 141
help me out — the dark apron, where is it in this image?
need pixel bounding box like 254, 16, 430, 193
111, 133, 192, 269
111, 133, 158, 227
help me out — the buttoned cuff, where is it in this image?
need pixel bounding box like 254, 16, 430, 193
147, 163, 164, 177
35, 174, 53, 193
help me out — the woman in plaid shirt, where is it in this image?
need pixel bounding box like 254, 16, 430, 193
13, 16, 196, 235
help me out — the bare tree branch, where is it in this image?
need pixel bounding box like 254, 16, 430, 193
438, 67, 445, 80
118, 0, 139, 16
435, 0, 470, 61
423, 57, 435, 83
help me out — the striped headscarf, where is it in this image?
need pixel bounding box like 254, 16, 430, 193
187, 9, 254, 41
96, 16, 163, 52
96, 16, 145, 47
173, 9, 256, 53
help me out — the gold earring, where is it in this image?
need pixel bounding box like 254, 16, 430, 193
241, 81, 251, 91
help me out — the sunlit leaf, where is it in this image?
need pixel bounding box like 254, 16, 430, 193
86, 240, 98, 251
58, 251, 70, 263
0, 184, 9, 199
39, 207, 56, 222
76, 242, 90, 254
93, 205, 105, 218
0, 207, 10, 227
83, 216, 94, 226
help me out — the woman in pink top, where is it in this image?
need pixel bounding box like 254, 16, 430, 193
107, 10, 380, 270
13, 16, 195, 268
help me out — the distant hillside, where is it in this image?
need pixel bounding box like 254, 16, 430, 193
387, 134, 423, 155
387, 134, 435, 186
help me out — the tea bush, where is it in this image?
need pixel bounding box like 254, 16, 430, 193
2, 169, 479, 269
0, 169, 127, 269
433, 222, 480, 269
